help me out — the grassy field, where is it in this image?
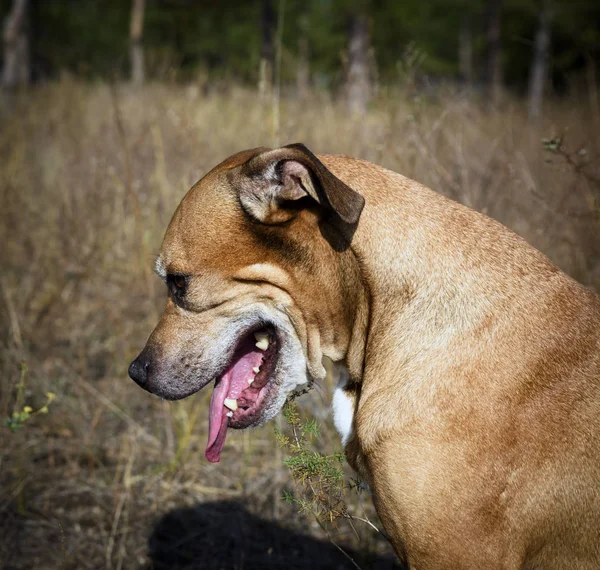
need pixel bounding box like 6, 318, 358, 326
0, 79, 598, 569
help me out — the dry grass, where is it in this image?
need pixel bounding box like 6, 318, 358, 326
0, 78, 598, 569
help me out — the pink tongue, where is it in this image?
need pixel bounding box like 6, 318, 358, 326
205, 340, 264, 463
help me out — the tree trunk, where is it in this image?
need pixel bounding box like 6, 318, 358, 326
459, 15, 473, 87
130, 0, 145, 85
486, 0, 503, 107
528, 0, 553, 121
259, 0, 275, 99
296, 14, 309, 100
2, 0, 29, 91
585, 52, 599, 120
346, 13, 371, 114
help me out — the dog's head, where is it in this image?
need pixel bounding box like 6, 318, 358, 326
129, 144, 365, 462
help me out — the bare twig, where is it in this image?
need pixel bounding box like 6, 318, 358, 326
65, 363, 161, 446
1, 278, 22, 348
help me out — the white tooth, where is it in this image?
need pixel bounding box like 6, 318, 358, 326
224, 398, 238, 411
226, 411, 233, 418
254, 331, 269, 351
247, 377, 254, 384
252, 367, 260, 374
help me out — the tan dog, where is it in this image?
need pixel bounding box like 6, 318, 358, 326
129, 144, 600, 569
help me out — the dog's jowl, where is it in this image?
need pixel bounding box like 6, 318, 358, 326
129, 143, 600, 569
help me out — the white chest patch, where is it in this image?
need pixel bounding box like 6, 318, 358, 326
331, 364, 355, 447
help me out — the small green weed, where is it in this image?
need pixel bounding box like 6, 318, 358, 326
3, 362, 56, 433
277, 403, 386, 569
276, 403, 347, 523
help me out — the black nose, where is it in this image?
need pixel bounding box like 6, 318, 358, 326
128, 353, 150, 387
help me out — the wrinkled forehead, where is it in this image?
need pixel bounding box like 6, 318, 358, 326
157, 160, 262, 277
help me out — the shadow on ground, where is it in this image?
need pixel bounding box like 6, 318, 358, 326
147, 500, 403, 570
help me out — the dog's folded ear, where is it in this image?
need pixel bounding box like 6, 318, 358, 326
235, 143, 365, 225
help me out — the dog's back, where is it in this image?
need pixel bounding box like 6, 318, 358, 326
323, 155, 600, 569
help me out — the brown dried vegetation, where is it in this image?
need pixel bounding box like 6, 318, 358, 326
0, 79, 598, 569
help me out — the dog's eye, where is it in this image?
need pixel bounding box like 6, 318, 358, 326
167, 274, 188, 299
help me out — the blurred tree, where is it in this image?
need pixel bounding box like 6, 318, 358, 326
284, 0, 345, 90
459, 14, 474, 86
259, 0, 275, 97
0, 0, 597, 99
130, 0, 145, 84
368, 0, 479, 84
345, 10, 372, 113
528, 0, 553, 120
486, 0, 504, 106
27, 0, 128, 79
552, 0, 600, 114
296, 11, 309, 99
2, 0, 29, 90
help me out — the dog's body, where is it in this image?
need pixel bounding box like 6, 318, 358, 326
130, 145, 600, 569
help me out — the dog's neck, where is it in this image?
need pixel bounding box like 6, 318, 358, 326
324, 157, 563, 452
334, 159, 555, 364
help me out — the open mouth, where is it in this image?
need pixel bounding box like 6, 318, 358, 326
205, 327, 278, 463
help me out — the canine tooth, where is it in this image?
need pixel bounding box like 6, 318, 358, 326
252, 367, 260, 374
254, 331, 269, 350
247, 377, 254, 384
226, 411, 233, 418
224, 398, 238, 411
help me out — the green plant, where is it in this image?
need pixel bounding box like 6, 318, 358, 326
543, 133, 600, 221
276, 404, 347, 522
276, 403, 386, 569
3, 362, 56, 433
